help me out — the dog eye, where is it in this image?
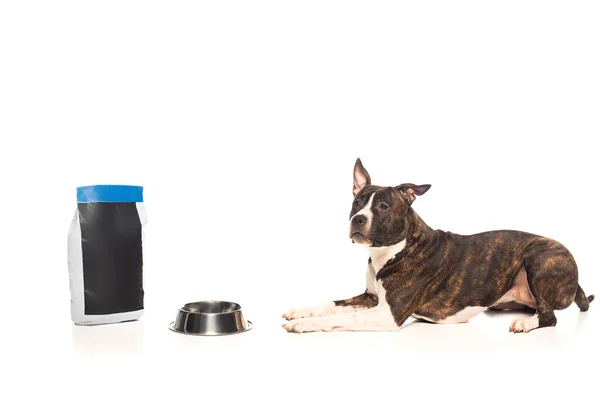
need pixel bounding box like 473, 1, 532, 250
379, 203, 389, 210
354, 200, 361, 207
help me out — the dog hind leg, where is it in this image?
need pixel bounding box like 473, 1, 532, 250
509, 239, 578, 333
509, 299, 557, 333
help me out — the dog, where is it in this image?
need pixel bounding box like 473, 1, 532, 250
282, 158, 594, 333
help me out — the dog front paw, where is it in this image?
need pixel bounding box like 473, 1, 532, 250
283, 318, 336, 333
281, 309, 298, 320
281, 308, 314, 321
282, 320, 310, 333
282, 303, 335, 320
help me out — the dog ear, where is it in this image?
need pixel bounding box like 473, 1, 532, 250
353, 158, 371, 196
396, 184, 431, 205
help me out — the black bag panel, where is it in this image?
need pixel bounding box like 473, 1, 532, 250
78, 202, 144, 315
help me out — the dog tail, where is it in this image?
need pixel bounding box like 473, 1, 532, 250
575, 284, 595, 311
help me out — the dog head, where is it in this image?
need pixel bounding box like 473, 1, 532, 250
349, 158, 431, 247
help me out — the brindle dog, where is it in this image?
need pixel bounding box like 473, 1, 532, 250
283, 158, 594, 333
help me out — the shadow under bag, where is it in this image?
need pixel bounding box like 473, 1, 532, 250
68, 185, 147, 325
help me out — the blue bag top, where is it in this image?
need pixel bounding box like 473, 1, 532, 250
77, 185, 144, 203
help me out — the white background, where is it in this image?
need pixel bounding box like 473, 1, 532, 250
1, 1, 599, 399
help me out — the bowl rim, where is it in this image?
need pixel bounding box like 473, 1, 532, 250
179, 300, 242, 315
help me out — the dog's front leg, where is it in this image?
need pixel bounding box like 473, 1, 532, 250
282, 291, 378, 320
283, 277, 420, 333
282, 305, 400, 333
282, 263, 378, 320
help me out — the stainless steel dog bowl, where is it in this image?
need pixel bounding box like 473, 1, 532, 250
169, 301, 252, 336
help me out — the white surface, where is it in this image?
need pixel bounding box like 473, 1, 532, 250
1, 1, 599, 398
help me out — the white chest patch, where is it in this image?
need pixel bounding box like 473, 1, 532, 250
412, 306, 487, 324
365, 262, 377, 295
368, 239, 407, 274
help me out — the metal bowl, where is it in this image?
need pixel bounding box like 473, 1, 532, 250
169, 301, 252, 336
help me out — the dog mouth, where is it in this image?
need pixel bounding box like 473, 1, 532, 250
351, 232, 372, 245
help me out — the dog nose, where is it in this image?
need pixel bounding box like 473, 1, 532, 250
353, 215, 366, 227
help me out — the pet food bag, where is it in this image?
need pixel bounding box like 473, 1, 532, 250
67, 185, 147, 325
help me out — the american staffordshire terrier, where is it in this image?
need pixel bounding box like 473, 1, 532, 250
282, 158, 594, 333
